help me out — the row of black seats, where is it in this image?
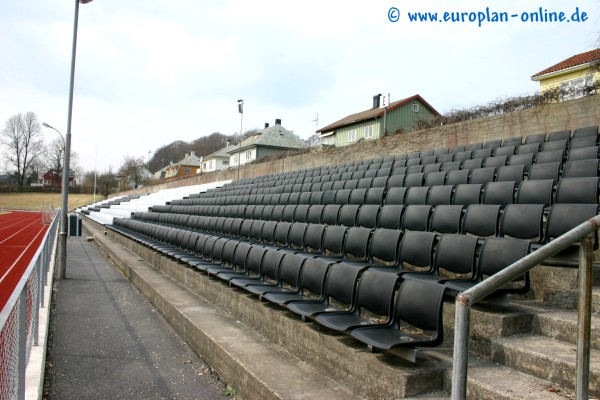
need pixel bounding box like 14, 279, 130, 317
111, 218, 453, 354
183, 154, 598, 203
165, 177, 599, 210
136, 203, 599, 247
235, 126, 597, 186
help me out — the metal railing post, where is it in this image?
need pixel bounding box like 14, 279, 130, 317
575, 234, 593, 399
451, 294, 471, 400
17, 290, 27, 400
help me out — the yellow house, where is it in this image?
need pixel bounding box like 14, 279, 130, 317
531, 48, 600, 100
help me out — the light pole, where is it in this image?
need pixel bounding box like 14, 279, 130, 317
42, 122, 66, 187
57, 0, 94, 280
237, 99, 244, 182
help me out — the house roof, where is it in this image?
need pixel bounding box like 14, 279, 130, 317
532, 48, 600, 80
205, 144, 237, 160
177, 152, 202, 166
228, 124, 307, 153
317, 94, 440, 134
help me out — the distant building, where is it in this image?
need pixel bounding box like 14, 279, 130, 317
228, 120, 307, 167
42, 169, 75, 189
317, 94, 440, 147
202, 144, 235, 173
164, 151, 203, 179
531, 48, 600, 100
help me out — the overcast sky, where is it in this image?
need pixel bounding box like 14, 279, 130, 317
1, 1, 598, 173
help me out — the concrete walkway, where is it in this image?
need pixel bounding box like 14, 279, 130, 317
44, 237, 228, 400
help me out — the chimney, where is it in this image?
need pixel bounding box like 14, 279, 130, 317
226, 140, 231, 147
372, 94, 382, 109
191, 151, 196, 156
264, 122, 269, 129
275, 118, 282, 125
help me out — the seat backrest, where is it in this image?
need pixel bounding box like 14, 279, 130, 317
324, 263, 368, 307
344, 227, 372, 261
434, 234, 478, 276
555, 177, 599, 204
288, 222, 309, 250
499, 204, 544, 241
282, 204, 297, 222
365, 187, 385, 205
369, 228, 402, 266
547, 130, 571, 142
523, 133, 546, 144
453, 150, 472, 162
273, 221, 292, 246
352, 269, 399, 319
304, 223, 326, 253
562, 159, 599, 178
293, 204, 311, 223
378, 205, 404, 230
349, 188, 367, 205
572, 125, 598, 138
430, 205, 464, 234
469, 167, 496, 184
462, 204, 501, 237
297, 258, 331, 298
569, 135, 598, 150
249, 220, 266, 243
322, 204, 342, 225
453, 183, 482, 206
483, 155, 508, 168
398, 231, 436, 270
567, 146, 599, 162
357, 205, 380, 229
447, 169, 470, 185
493, 145, 516, 157
261, 220, 278, 245
335, 189, 352, 205
482, 181, 515, 206
472, 148, 492, 159
441, 161, 462, 172
322, 225, 348, 257
339, 204, 360, 227
497, 164, 525, 182
385, 187, 408, 205
542, 139, 568, 152
478, 237, 530, 279
278, 253, 306, 288
502, 137, 523, 147
427, 185, 454, 206
527, 162, 560, 184
405, 186, 430, 205
260, 250, 285, 280
546, 204, 600, 242
402, 205, 432, 231
516, 179, 553, 206
395, 280, 446, 343
425, 171, 447, 186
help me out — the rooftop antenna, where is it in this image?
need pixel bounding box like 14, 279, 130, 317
312, 112, 319, 130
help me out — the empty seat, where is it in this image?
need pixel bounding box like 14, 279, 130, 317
387, 174, 405, 188
462, 158, 483, 170
365, 187, 385, 205
425, 171, 447, 186
567, 146, 599, 161
466, 142, 483, 151
483, 155, 507, 168
286, 262, 368, 320
562, 159, 599, 178
447, 169, 470, 185
508, 154, 534, 173
262, 257, 330, 305
307, 205, 325, 224
493, 145, 516, 157
349, 188, 367, 205
547, 130, 571, 141
572, 125, 598, 138
469, 167, 496, 184
527, 162, 561, 184
569, 135, 598, 149
453, 184, 482, 205
322, 204, 342, 225
542, 139, 568, 152
545, 204, 599, 246
356, 205, 380, 229
404, 187, 429, 205
555, 177, 599, 204
497, 164, 525, 183
436, 153, 454, 164
395, 231, 437, 274
462, 204, 500, 237
378, 205, 404, 230
500, 204, 545, 242
385, 187, 408, 205
517, 142, 541, 155
482, 181, 515, 206
401, 205, 432, 232
444, 237, 530, 295
430, 204, 464, 234
516, 179, 554, 206
483, 139, 502, 149
453, 151, 472, 162
427, 185, 454, 206
314, 269, 399, 332
350, 280, 446, 355
441, 161, 462, 171
502, 137, 522, 147
404, 172, 424, 187
523, 133, 546, 144
338, 204, 360, 227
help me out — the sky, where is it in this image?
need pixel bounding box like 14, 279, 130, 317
1, 0, 598, 174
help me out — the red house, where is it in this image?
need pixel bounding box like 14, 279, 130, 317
42, 169, 75, 190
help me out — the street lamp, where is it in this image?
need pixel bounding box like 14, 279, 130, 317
237, 99, 243, 182
42, 122, 66, 188
56, 0, 94, 280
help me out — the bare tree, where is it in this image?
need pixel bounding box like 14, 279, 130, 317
305, 133, 321, 147
119, 156, 147, 189
0, 112, 45, 191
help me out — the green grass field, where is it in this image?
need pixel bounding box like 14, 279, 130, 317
0, 193, 102, 212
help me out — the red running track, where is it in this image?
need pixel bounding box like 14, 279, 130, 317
0, 211, 49, 310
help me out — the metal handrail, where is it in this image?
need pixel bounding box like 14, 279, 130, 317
451, 214, 600, 400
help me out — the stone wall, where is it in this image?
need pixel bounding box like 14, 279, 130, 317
114, 95, 600, 198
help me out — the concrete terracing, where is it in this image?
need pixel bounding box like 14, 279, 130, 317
81, 216, 600, 399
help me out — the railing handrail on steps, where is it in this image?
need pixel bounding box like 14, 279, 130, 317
451, 214, 600, 400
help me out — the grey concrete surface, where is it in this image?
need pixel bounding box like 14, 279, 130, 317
43, 237, 228, 400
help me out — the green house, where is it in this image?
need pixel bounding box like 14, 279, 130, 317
317, 94, 440, 147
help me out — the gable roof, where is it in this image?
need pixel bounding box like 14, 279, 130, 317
317, 94, 440, 134
532, 48, 600, 80
228, 124, 307, 153
205, 144, 237, 160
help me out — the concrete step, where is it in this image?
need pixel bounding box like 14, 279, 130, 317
528, 265, 600, 310
491, 334, 600, 396
533, 310, 600, 351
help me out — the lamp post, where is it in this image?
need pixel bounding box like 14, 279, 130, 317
42, 122, 65, 191
237, 99, 244, 182
57, 0, 94, 280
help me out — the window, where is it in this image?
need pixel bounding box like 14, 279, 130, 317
245, 150, 252, 160
184, 168, 191, 174
560, 75, 594, 101
412, 103, 420, 113
365, 125, 373, 139
348, 129, 357, 142
202, 162, 207, 170
234, 154, 239, 163
223, 160, 229, 165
